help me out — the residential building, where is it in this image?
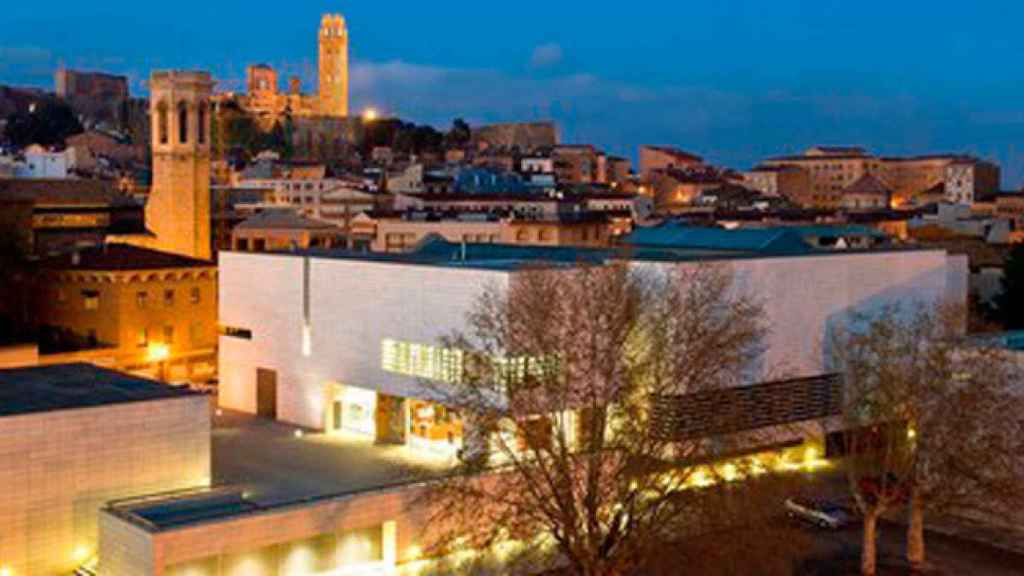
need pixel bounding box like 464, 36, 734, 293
0, 363, 209, 576
14, 144, 69, 178
0, 177, 146, 257
840, 174, 892, 211
762, 147, 1001, 208
909, 203, 1012, 244
639, 145, 704, 179
364, 211, 616, 253
232, 208, 345, 252
742, 165, 811, 201
35, 244, 218, 383
552, 145, 600, 184
762, 147, 883, 208
648, 167, 726, 213
470, 121, 559, 151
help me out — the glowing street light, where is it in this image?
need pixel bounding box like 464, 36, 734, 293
147, 343, 170, 363
362, 107, 380, 122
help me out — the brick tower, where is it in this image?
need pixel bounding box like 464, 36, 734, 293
318, 14, 349, 118
147, 71, 213, 261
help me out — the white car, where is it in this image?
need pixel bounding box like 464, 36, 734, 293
784, 497, 853, 529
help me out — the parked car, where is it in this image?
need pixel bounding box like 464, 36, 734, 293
784, 497, 853, 529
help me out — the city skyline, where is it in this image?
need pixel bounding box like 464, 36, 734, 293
4, 1, 1024, 185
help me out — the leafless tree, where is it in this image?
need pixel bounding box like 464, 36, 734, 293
830, 302, 1024, 575
416, 260, 811, 576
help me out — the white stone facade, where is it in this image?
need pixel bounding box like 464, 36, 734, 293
0, 395, 210, 575
218, 249, 967, 431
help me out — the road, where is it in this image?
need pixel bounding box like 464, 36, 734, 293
797, 513, 1024, 575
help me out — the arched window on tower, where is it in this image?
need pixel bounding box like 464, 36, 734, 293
197, 102, 207, 145
157, 102, 169, 145
177, 101, 189, 144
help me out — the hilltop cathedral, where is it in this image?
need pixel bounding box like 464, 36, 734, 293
220, 13, 350, 123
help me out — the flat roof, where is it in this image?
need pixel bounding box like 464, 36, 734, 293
0, 363, 200, 417
107, 411, 452, 531
234, 230, 944, 272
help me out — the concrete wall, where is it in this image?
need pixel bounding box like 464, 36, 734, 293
146, 487, 421, 576
218, 249, 966, 429
0, 395, 210, 575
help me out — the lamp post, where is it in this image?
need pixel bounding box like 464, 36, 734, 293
147, 343, 171, 382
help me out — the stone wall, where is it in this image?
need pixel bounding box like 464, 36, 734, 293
0, 395, 210, 575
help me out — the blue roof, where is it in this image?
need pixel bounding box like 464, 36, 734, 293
787, 225, 887, 239
623, 225, 813, 255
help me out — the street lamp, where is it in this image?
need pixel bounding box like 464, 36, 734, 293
147, 343, 171, 381
362, 107, 379, 122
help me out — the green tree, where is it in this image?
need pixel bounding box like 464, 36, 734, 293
994, 244, 1024, 329
3, 99, 84, 147
445, 118, 472, 149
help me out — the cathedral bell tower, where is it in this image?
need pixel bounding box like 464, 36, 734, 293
147, 71, 213, 261
318, 14, 349, 118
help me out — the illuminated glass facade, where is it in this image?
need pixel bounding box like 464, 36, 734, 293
381, 339, 463, 383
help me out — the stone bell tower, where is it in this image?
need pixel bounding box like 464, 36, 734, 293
147, 71, 213, 261
318, 13, 349, 118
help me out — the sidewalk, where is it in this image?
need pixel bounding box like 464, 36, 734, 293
885, 512, 1024, 557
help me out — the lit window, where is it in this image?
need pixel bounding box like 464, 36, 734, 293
137, 291, 148, 309
381, 339, 463, 383
220, 326, 253, 340
137, 328, 149, 348
81, 290, 99, 310
190, 287, 201, 304
164, 289, 175, 307
163, 325, 174, 344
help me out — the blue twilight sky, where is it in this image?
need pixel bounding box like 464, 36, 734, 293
3, 1, 1024, 186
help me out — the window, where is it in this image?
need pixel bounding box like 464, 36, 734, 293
82, 290, 100, 311
87, 329, 98, 347
137, 328, 149, 348
220, 325, 253, 340
382, 339, 463, 383
164, 289, 175, 307
57, 288, 67, 303
177, 102, 189, 144
163, 325, 175, 345
157, 102, 169, 144
190, 287, 201, 305
136, 291, 148, 309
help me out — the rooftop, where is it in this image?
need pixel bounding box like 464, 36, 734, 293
0, 178, 131, 207
108, 410, 451, 531
235, 208, 339, 231
0, 363, 199, 417
39, 243, 215, 271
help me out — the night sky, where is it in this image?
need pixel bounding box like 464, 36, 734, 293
3, 1, 1024, 185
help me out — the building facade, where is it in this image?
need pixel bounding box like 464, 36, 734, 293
0, 364, 209, 576
35, 244, 219, 383
217, 241, 966, 446
215, 14, 349, 121
146, 71, 214, 261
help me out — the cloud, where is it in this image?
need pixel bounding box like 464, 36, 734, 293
0, 45, 53, 77
530, 43, 564, 69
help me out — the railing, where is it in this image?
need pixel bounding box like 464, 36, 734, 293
650, 374, 843, 440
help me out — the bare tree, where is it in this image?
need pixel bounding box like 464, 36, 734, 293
830, 303, 1024, 575
418, 260, 800, 576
